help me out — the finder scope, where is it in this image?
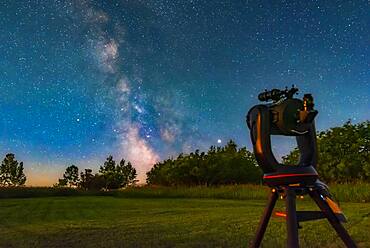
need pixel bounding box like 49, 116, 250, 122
258, 86, 298, 102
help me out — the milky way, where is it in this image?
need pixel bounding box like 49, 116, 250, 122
0, 0, 369, 185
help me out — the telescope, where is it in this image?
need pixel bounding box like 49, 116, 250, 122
246, 86, 356, 248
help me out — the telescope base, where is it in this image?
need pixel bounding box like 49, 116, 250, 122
250, 185, 357, 248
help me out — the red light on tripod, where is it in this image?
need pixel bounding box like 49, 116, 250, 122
275, 211, 287, 218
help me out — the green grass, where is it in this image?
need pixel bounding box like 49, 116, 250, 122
118, 183, 370, 203
2, 183, 370, 202
0, 196, 369, 247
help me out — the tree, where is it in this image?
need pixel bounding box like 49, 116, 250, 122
99, 156, 138, 189
63, 165, 79, 187
89, 174, 106, 190
117, 160, 137, 187
80, 169, 94, 190
0, 153, 26, 186
99, 155, 119, 189
54, 178, 67, 187
99, 155, 116, 174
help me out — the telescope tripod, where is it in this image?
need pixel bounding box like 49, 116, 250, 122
251, 185, 357, 248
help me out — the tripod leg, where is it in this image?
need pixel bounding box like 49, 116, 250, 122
285, 187, 299, 248
309, 190, 357, 248
250, 190, 278, 248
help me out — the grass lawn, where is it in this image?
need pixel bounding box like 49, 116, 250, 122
0, 196, 369, 248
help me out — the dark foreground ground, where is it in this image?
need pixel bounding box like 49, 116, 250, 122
0, 196, 369, 247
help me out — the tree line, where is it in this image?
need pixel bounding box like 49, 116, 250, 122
55, 155, 137, 190
146, 140, 262, 186
147, 120, 370, 185
1, 120, 369, 188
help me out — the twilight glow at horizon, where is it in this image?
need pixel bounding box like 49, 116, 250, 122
0, 1, 369, 185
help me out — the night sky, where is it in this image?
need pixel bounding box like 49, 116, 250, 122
1, 1, 369, 185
